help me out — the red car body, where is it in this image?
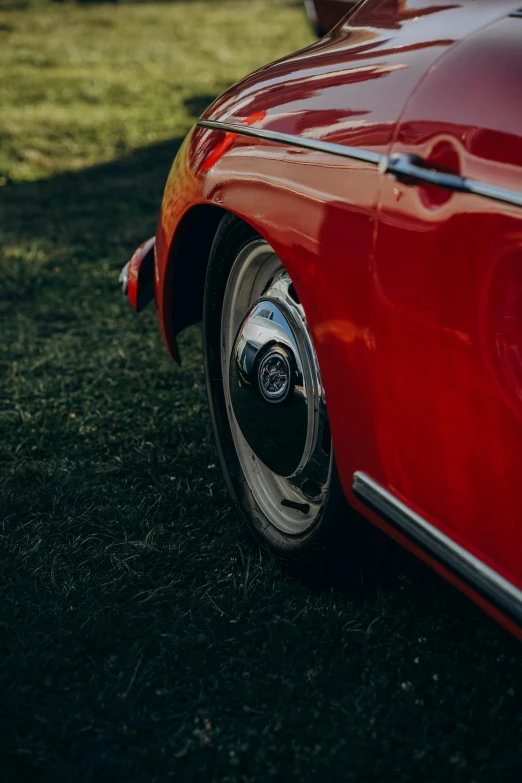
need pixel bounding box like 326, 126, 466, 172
128, 0, 522, 639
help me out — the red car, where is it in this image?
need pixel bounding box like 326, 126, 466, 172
121, 0, 522, 640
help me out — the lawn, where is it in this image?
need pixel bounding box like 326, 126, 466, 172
0, 2, 521, 781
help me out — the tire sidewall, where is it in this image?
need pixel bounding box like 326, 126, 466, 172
203, 214, 344, 558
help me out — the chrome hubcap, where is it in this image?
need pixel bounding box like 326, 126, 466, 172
221, 239, 332, 536
229, 297, 310, 477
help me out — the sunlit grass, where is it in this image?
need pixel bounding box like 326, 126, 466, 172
0, 0, 311, 181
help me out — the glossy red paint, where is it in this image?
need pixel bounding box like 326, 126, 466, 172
371, 15, 522, 603
151, 0, 522, 637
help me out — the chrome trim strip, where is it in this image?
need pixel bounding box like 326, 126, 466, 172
352, 471, 522, 626
197, 119, 382, 165
466, 179, 522, 209
198, 120, 522, 211
384, 153, 522, 209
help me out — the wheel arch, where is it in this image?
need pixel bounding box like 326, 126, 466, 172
162, 205, 301, 364
162, 203, 226, 363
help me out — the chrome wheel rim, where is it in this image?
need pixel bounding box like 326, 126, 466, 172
221, 239, 332, 536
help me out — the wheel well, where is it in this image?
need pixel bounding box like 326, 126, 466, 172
167, 204, 227, 340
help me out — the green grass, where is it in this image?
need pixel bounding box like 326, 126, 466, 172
0, 2, 521, 781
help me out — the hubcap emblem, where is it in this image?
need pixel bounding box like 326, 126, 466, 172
259, 351, 290, 402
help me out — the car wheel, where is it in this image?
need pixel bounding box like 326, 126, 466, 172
203, 214, 387, 578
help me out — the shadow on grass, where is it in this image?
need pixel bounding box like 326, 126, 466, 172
0, 134, 184, 257
1, 125, 522, 781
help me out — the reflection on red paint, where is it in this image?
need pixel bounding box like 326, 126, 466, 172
202, 111, 266, 171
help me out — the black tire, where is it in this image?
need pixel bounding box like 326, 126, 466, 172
203, 214, 391, 584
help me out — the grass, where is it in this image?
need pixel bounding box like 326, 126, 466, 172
0, 2, 521, 781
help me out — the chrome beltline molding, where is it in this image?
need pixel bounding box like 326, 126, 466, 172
197, 119, 522, 210
352, 471, 522, 626
197, 119, 382, 165
383, 152, 522, 209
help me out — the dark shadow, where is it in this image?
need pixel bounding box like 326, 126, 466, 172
183, 94, 219, 118
0, 136, 184, 260
0, 88, 221, 264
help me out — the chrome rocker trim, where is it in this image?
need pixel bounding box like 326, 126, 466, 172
197, 120, 522, 210
352, 471, 522, 627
